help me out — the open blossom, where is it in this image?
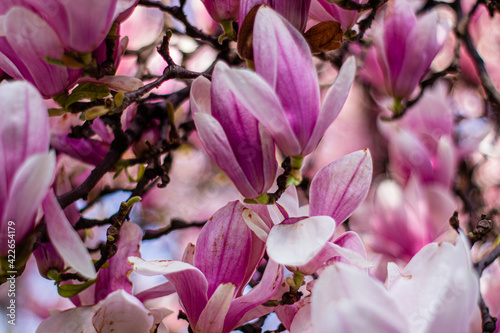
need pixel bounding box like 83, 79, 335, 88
372, 0, 450, 98
0, 81, 55, 255
190, 62, 277, 199
225, 7, 355, 157
130, 201, 283, 333
244, 150, 372, 274
309, 234, 479, 332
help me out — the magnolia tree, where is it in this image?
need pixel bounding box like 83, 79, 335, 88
0, 0, 499, 332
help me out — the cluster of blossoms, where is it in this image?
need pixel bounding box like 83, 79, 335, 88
0, 0, 499, 332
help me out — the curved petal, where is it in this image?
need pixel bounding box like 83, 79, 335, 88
253, 7, 320, 151
0, 80, 49, 185
134, 281, 176, 303
312, 264, 408, 332
194, 201, 252, 298
309, 149, 372, 225
224, 259, 283, 331
92, 290, 153, 333
1, 152, 55, 254
193, 112, 258, 198
388, 234, 479, 333
195, 283, 236, 333
129, 257, 208, 327
36, 306, 94, 333
267, 216, 336, 267
43, 189, 96, 279
220, 66, 301, 156
190, 75, 212, 115
4, 7, 70, 97
303, 56, 356, 155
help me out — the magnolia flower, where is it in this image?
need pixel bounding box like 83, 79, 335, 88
201, 0, 239, 23
190, 62, 277, 199
244, 150, 372, 274
224, 7, 355, 158
130, 201, 283, 333
0, 1, 138, 96
377, 83, 455, 188
0, 81, 55, 255
372, 0, 450, 98
309, 234, 479, 332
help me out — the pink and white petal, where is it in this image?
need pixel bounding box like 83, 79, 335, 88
289, 301, 314, 333
43, 189, 96, 279
224, 260, 283, 331
242, 208, 271, 242
275, 185, 300, 217
128, 257, 208, 327
195, 283, 236, 333
388, 234, 479, 333
309, 149, 372, 225
92, 290, 153, 333
194, 201, 252, 298
1, 152, 55, 254
267, 216, 336, 267
259, 123, 278, 194
253, 7, 320, 150
303, 56, 356, 155
190, 76, 212, 115
220, 67, 301, 157
332, 231, 368, 265
182, 243, 196, 265
0, 80, 49, 182
95, 222, 142, 301
36, 306, 94, 333
134, 281, 177, 303
312, 264, 408, 333
194, 112, 258, 198
5, 7, 70, 97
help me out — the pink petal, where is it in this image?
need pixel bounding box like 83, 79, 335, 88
309, 149, 372, 225
36, 306, 94, 333
193, 112, 258, 198
267, 216, 336, 267
4, 7, 71, 97
0, 80, 49, 187
303, 56, 356, 155
128, 257, 208, 327
224, 259, 283, 331
92, 290, 153, 333
195, 283, 236, 333
312, 264, 408, 332
387, 234, 479, 332
194, 201, 252, 298
254, 7, 320, 153
43, 189, 96, 279
134, 281, 176, 303
221, 63, 301, 157
1, 152, 55, 254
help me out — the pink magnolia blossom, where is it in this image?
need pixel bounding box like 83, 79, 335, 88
129, 201, 283, 333
378, 83, 455, 188
190, 62, 277, 199
372, 0, 450, 98
0, 81, 55, 255
310, 234, 479, 332
244, 150, 372, 274
225, 7, 356, 157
